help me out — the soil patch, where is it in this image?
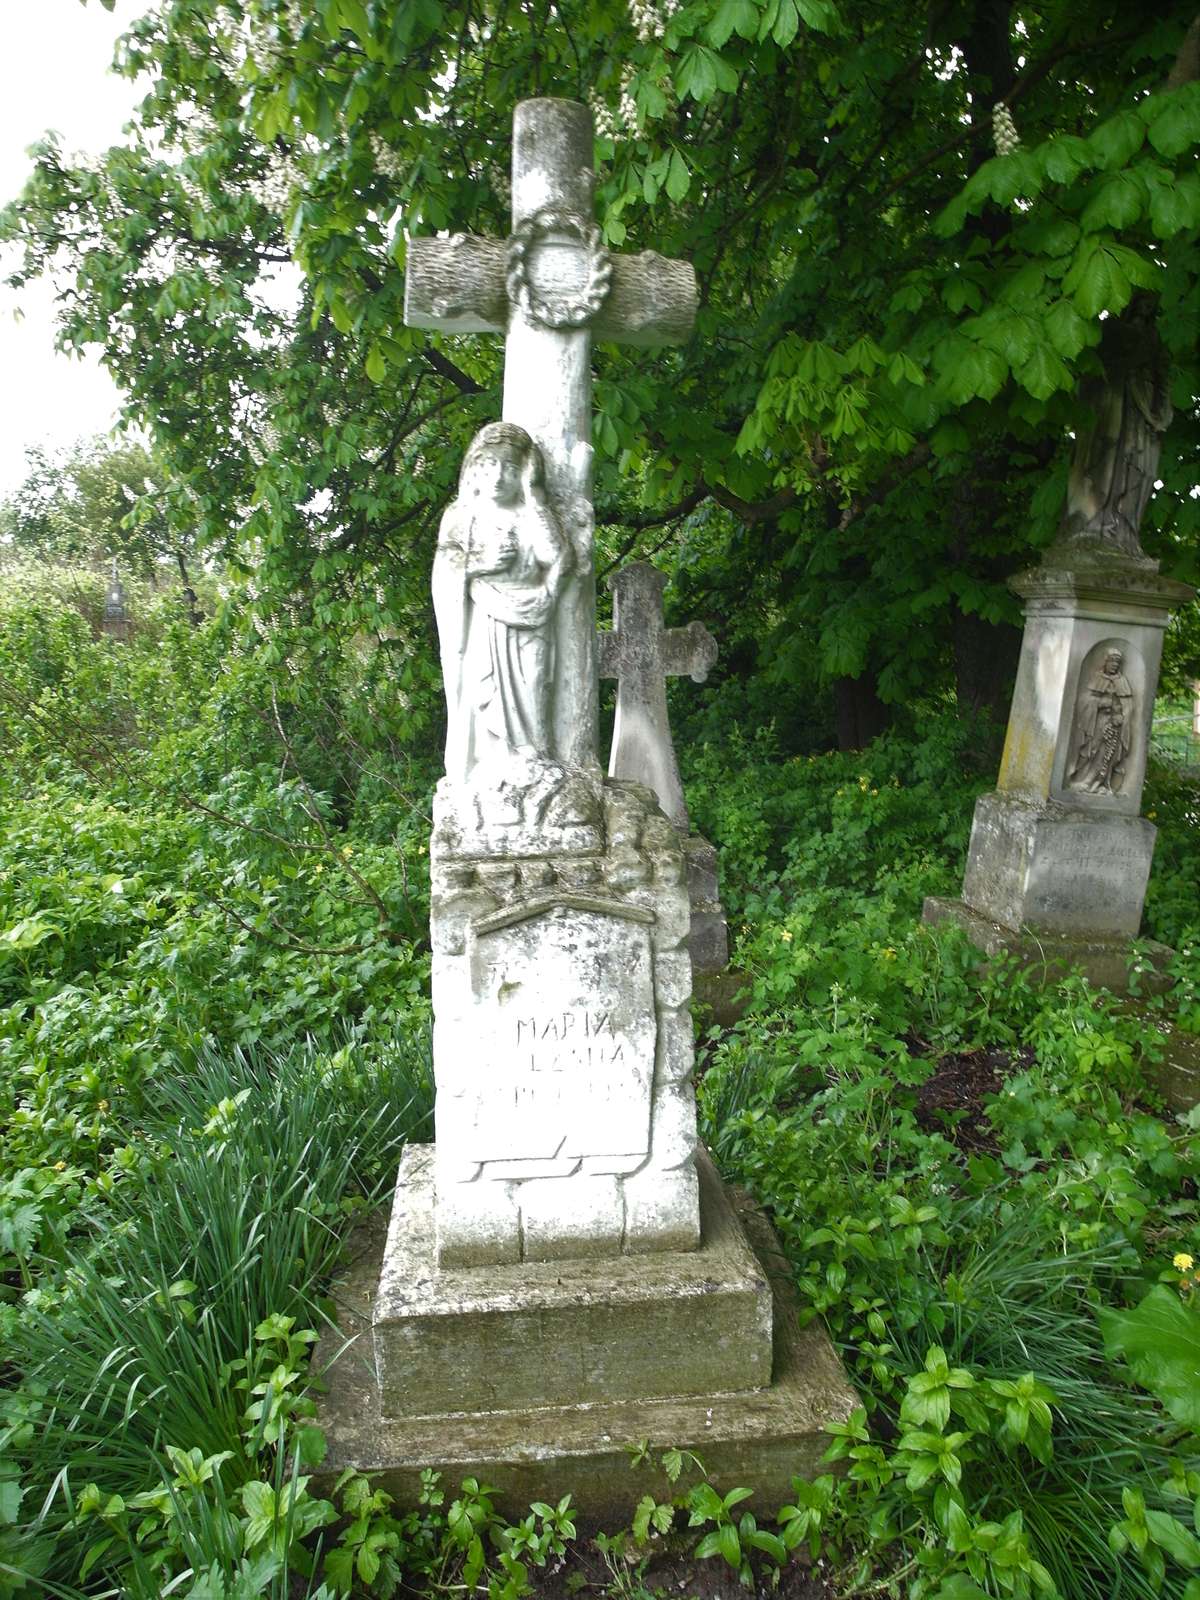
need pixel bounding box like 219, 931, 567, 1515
912, 1046, 1031, 1156
525, 1539, 833, 1600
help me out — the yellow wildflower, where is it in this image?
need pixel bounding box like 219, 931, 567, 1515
98, 1099, 110, 1113
54, 1160, 66, 1172
1174, 1252, 1195, 1272
780, 930, 793, 943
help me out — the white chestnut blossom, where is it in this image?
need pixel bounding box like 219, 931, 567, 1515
993, 102, 1021, 156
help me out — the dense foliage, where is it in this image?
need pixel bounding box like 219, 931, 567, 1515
1, 573, 1198, 1598
3, 0, 1199, 737
2, 0, 1200, 1594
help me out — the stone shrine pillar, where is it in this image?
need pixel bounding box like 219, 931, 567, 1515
927, 307, 1195, 988
316, 97, 854, 1519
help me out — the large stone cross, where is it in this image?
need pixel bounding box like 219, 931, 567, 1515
404, 98, 696, 772
599, 561, 717, 832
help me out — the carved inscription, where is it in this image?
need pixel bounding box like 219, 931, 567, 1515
516, 1009, 624, 1070
449, 908, 656, 1176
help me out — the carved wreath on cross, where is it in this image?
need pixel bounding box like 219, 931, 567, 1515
505, 206, 613, 330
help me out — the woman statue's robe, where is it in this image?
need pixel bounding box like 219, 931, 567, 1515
434, 492, 569, 785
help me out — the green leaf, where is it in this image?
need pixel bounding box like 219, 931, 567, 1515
717, 1521, 742, 1567
365, 344, 387, 384
1146, 84, 1200, 158
1044, 300, 1089, 359
1150, 174, 1200, 238
1081, 172, 1146, 231
1100, 1285, 1200, 1431
708, 0, 759, 47
694, 1529, 725, 1560
1040, 134, 1093, 185
0, 1479, 24, 1525
666, 149, 691, 202
676, 45, 718, 102
1088, 109, 1145, 171
1146, 1509, 1200, 1568
1017, 344, 1072, 401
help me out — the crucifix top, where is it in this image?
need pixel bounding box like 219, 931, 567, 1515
406, 99, 697, 780
599, 561, 717, 832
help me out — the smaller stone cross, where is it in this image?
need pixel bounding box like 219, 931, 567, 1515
598, 562, 717, 831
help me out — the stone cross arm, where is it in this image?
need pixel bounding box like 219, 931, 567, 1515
405, 233, 697, 348
598, 616, 717, 683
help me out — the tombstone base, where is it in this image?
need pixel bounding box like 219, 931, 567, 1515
961, 791, 1156, 942
923, 896, 1174, 995
314, 1152, 857, 1523
683, 834, 730, 974
373, 1146, 771, 1418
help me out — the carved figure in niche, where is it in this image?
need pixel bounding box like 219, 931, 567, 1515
1068, 647, 1135, 796
434, 423, 571, 786
1060, 297, 1173, 563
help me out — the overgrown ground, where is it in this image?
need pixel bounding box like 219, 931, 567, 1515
1, 565, 1198, 1600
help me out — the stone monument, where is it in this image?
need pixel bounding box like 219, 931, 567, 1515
100, 558, 131, 642
317, 97, 854, 1516
926, 304, 1195, 989
598, 561, 730, 974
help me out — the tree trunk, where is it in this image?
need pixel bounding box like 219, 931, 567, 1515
952, 605, 1021, 733
834, 671, 892, 751
176, 552, 203, 628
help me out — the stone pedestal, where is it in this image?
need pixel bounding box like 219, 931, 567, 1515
684, 835, 730, 974
927, 552, 1193, 989
430, 775, 701, 1268
315, 1148, 857, 1520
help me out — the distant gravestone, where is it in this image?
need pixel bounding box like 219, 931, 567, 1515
926, 306, 1195, 989
598, 561, 729, 972
317, 96, 855, 1519
100, 559, 130, 642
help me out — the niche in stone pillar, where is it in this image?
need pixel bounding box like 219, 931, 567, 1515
1059, 636, 1146, 809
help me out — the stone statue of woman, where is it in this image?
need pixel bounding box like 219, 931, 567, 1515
434, 422, 571, 785
1068, 647, 1135, 795
1060, 297, 1173, 564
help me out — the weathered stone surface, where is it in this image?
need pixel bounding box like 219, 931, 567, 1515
316, 1166, 858, 1522
405, 235, 697, 348
598, 563, 716, 833
373, 1146, 771, 1418
431, 780, 701, 1267
923, 895, 1174, 994
683, 835, 730, 973
411, 99, 707, 1269
995, 560, 1189, 816
962, 791, 1157, 941
929, 551, 1194, 984
595, 566, 729, 973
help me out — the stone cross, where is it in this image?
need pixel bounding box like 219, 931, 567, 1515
598, 562, 717, 831
405, 98, 696, 772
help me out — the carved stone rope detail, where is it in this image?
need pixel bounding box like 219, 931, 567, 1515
506, 206, 613, 329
